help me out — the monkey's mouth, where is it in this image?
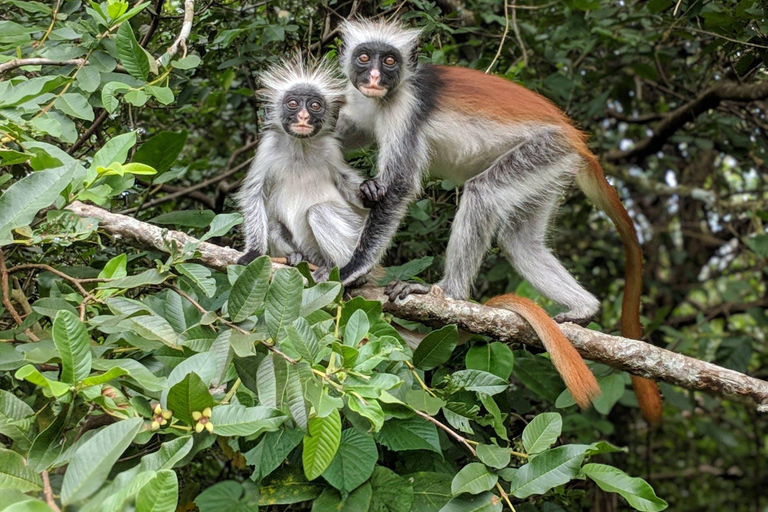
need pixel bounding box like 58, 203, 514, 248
290, 124, 314, 136
359, 84, 388, 97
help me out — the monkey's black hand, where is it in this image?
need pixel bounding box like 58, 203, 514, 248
384, 280, 431, 302
359, 179, 387, 206
287, 252, 304, 266
237, 249, 262, 266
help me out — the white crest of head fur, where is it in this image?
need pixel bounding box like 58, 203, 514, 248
260, 57, 346, 122
340, 19, 422, 76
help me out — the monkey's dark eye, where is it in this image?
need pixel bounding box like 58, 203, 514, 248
309, 101, 322, 112
286, 99, 299, 109
358, 53, 370, 63
383, 56, 396, 66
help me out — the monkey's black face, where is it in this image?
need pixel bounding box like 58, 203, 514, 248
349, 43, 403, 98
280, 85, 327, 138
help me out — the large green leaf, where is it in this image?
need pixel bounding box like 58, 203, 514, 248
322, 429, 378, 493
311, 482, 372, 512
176, 263, 216, 298
61, 418, 143, 505
52, 310, 92, 385
522, 412, 562, 455
438, 492, 502, 512
258, 466, 323, 505
245, 428, 304, 481
369, 466, 414, 512
14, 365, 70, 397
465, 342, 515, 380
210, 404, 286, 436
451, 463, 498, 496
376, 417, 441, 453
300, 282, 341, 317
195, 481, 258, 512
582, 464, 668, 511
413, 324, 458, 370
201, 213, 242, 241
476, 444, 511, 470
116, 22, 149, 80
27, 409, 68, 471
135, 469, 178, 512
450, 370, 508, 396
0, 390, 33, 445
343, 309, 369, 347
265, 268, 304, 340
91, 132, 136, 169
132, 130, 188, 174
409, 472, 453, 512
302, 409, 342, 480
0, 450, 42, 492
55, 93, 94, 121
0, 166, 74, 245
228, 256, 271, 322
507, 444, 590, 499
167, 372, 214, 425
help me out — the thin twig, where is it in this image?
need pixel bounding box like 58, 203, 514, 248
412, 409, 478, 457
35, 0, 62, 48
510, 0, 528, 67
0, 250, 39, 341
8, 263, 101, 321
496, 481, 516, 511
674, 26, 768, 49
485, 0, 511, 73
41, 471, 61, 512
155, 0, 195, 66
0, 58, 86, 74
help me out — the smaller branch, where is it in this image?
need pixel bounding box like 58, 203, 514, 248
0, 58, 86, 74
155, 0, 195, 66
0, 250, 39, 341
41, 471, 61, 512
8, 263, 101, 321
674, 26, 768, 50
485, 0, 511, 73
412, 409, 478, 457
68, 110, 110, 155
510, 0, 528, 67
35, 0, 62, 48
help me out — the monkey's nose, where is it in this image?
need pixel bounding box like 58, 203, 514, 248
297, 109, 310, 122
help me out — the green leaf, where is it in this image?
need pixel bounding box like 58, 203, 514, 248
210, 404, 286, 436
507, 445, 589, 499
0, 166, 74, 245
150, 209, 214, 228
122, 162, 157, 175
27, 409, 67, 472
343, 309, 369, 346
52, 310, 92, 385
265, 268, 303, 341
300, 282, 341, 316
101, 81, 131, 113
176, 263, 216, 298
245, 428, 304, 481
14, 365, 70, 397
54, 93, 94, 121
405, 389, 445, 415
302, 409, 342, 480
592, 373, 626, 415
258, 466, 323, 505
413, 325, 458, 370
322, 429, 378, 493
311, 482, 372, 512
369, 466, 414, 512
61, 418, 143, 505
746, 234, 768, 258
229, 256, 271, 322
410, 472, 453, 512
80, 367, 128, 387
439, 492, 502, 512
135, 469, 178, 512
581, 464, 667, 511
522, 412, 562, 455
476, 444, 511, 470
376, 417, 441, 453
0, 389, 34, 444
91, 132, 136, 169
99, 254, 127, 279
285, 364, 308, 430
451, 463, 498, 496
132, 130, 188, 174
145, 85, 174, 105
171, 55, 202, 69
450, 370, 508, 395
99, 269, 167, 290
195, 481, 257, 512
285, 320, 319, 363
0, 450, 42, 492
167, 372, 214, 424
465, 342, 514, 380
201, 213, 242, 241
116, 22, 149, 80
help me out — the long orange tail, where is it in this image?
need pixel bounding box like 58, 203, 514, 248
485, 294, 601, 409
574, 151, 663, 425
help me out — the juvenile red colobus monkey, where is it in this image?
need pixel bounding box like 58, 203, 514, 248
236, 59, 367, 270
335, 20, 662, 424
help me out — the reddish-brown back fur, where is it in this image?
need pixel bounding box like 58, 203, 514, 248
485, 294, 601, 409
433, 64, 662, 423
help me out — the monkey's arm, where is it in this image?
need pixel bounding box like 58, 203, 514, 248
235, 165, 269, 265
338, 135, 429, 284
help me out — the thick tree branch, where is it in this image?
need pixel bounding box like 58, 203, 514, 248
65, 200, 768, 412
605, 81, 768, 163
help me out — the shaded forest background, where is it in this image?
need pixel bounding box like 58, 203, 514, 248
1, 0, 768, 510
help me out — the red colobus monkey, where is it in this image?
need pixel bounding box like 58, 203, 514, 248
334, 20, 662, 424
236, 59, 367, 271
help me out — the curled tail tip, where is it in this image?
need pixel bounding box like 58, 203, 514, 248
632, 376, 663, 426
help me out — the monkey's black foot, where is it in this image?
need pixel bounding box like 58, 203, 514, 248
287, 252, 304, 266
312, 266, 331, 283
384, 280, 431, 302
553, 310, 595, 326
360, 178, 387, 206
237, 249, 262, 266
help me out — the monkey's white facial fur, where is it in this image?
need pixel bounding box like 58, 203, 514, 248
340, 19, 421, 97
260, 58, 346, 137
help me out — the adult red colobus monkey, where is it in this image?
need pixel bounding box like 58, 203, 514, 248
334, 19, 662, 424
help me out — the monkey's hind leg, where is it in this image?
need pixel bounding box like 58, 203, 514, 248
497, 196, 600, 325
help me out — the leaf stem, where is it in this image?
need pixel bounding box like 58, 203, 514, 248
221, 378, 241, 404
